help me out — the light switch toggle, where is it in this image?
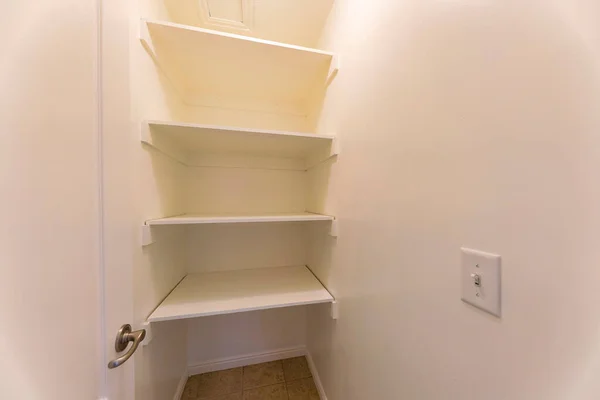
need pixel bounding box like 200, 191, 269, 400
470, 273, 482, 297
461, 248, 502, 317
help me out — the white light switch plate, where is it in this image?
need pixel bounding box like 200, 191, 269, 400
461, 248, 501, 317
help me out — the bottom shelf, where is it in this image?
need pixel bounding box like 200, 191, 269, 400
148, 265, 334, 322
146, 212, 334, 225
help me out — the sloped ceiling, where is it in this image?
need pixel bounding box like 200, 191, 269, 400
164, 0, 335, 48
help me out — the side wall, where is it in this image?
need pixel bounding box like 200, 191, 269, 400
307, 1, 600, 399
133, 1, 189, 398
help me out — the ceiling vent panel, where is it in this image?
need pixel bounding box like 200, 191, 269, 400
199, 0, 254, 32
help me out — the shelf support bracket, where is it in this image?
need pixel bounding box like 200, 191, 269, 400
305, 137, 340, 171
140, 121, 151, 144
139, 19, 156, 58
140, 321, 153, 347
330, 300, 339, 320
326, 55, 340, 86
139, 121, 189, 166
138, 19, 187, 102
330, 137, 340, 158
141, 224, 154, 247
329, 219, 339, 238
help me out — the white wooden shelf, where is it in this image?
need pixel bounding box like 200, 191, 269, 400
142, 121, 336, 167
147, 265, 334, 322
140, 19, 338, 114
146, 212, 334, 226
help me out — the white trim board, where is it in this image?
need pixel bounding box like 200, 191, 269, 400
305, 351, 328, 400
188, 346, 307, 376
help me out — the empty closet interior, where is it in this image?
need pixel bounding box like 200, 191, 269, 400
134, 0, 339, 391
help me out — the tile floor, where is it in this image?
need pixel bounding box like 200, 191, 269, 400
182, 356, 320, 400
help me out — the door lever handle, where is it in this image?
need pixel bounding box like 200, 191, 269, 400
107, 324, 146, 369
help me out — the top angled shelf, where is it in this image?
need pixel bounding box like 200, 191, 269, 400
140, 19, 338, 115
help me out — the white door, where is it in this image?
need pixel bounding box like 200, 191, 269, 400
101, 0, 138, 397
0, 0, 108, 399
1, 0, 138, 398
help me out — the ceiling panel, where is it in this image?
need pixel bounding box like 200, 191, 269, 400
207, 0, 243, 22
164, 0, 335, 48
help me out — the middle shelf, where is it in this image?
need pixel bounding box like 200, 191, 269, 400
148, 265, 334, 322
142, 120, 336, 168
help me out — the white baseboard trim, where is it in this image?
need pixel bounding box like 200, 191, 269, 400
305, 351, 328, 400
173, 368, 189, 400
188, 346, 307, 376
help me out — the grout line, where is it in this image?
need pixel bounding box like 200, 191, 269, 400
241, 363, 246, 392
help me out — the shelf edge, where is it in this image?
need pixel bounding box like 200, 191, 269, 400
146, 213, 335, 226
146, 120, 336, 141
141, 18, 336, 58
146, 266, 335, 323
147, 297, 334, 323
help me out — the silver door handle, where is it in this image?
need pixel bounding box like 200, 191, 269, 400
107, 324, 146, 369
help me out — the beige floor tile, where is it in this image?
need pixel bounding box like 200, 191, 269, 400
243, 383, 288, 400
182, 376, 199, 400
242, 361, 285, 390
192, 368, 243, 399
287, 377, 320, 400
282, 356, 312, 382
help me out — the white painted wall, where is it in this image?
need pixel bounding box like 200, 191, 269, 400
186, 224, 308, 273
307, 1, 600, 399
187, 307, 307, 368
0, 0, 100, 398
184, 167, 307, 214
